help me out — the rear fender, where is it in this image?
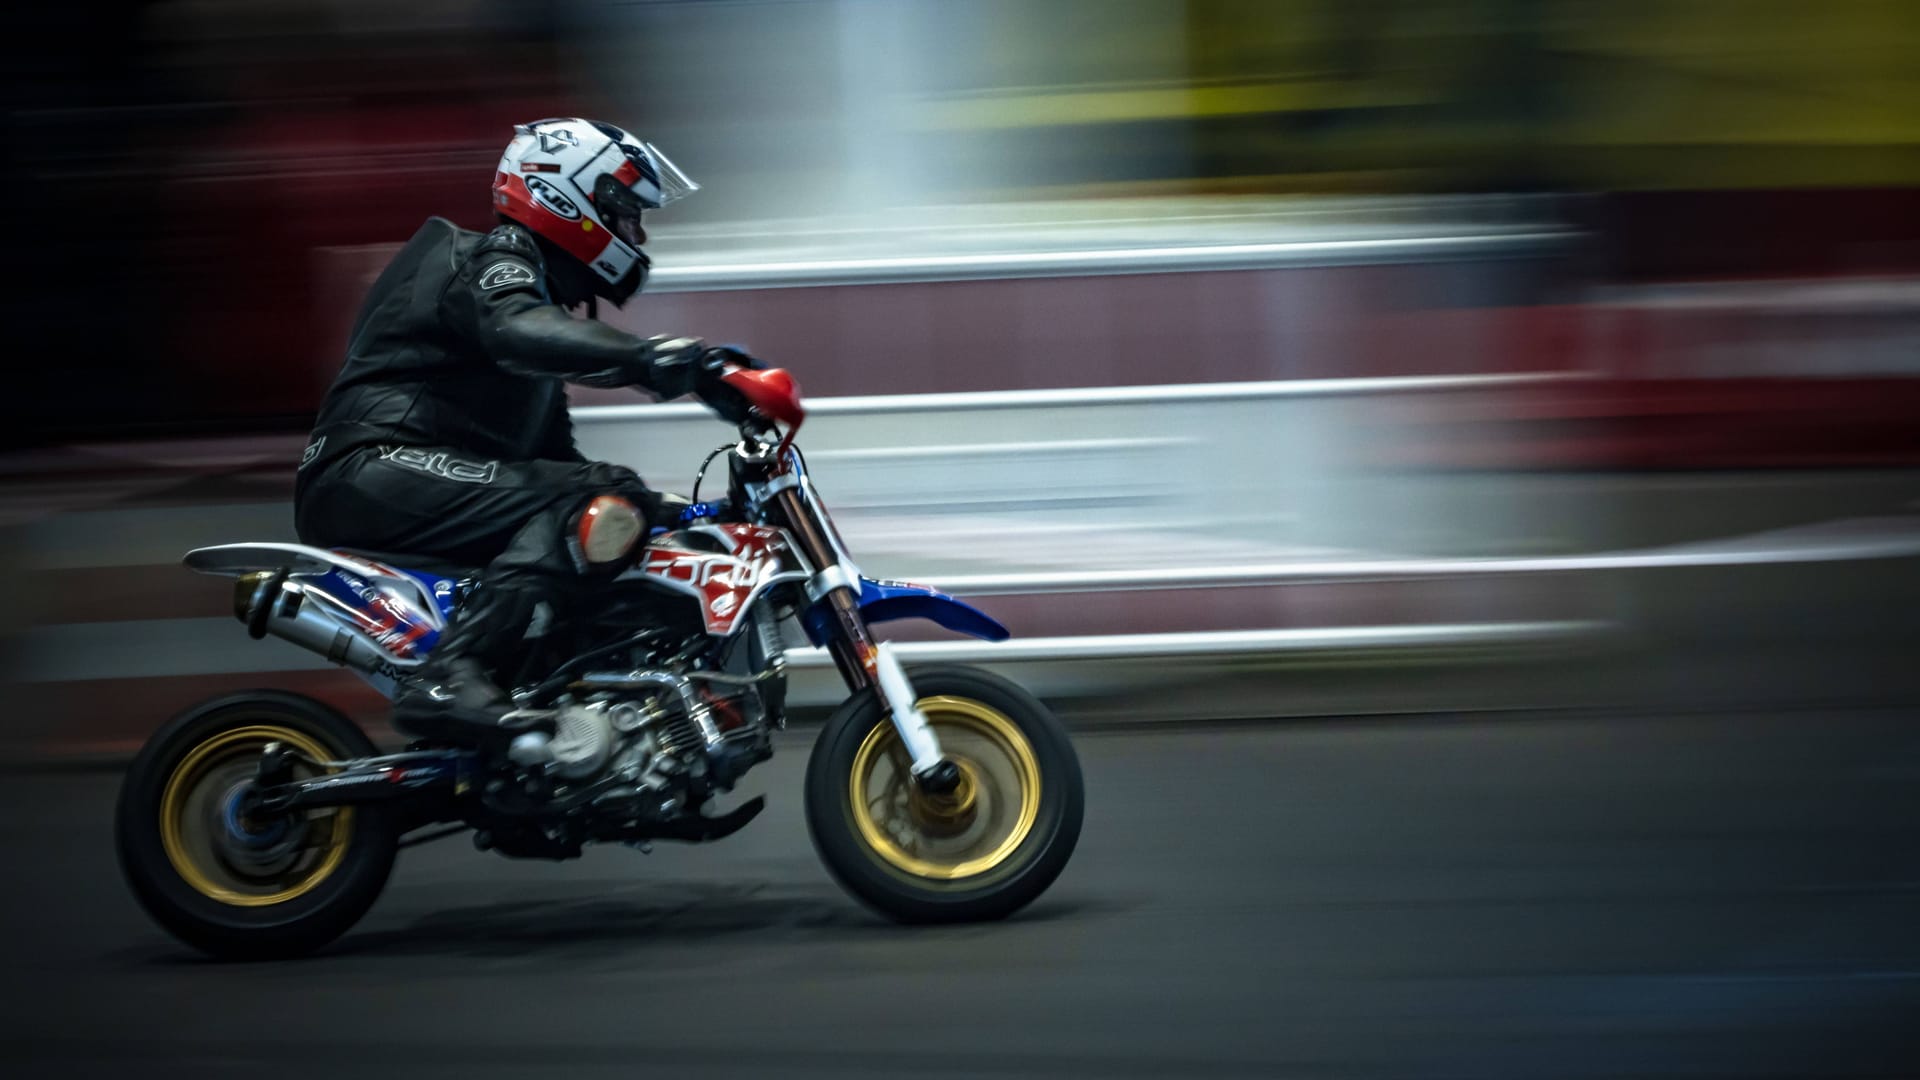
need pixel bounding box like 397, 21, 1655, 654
185, 543, 454, 625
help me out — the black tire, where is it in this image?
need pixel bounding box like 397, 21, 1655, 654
805, 665, 1083, 923
115, 691, 398, 960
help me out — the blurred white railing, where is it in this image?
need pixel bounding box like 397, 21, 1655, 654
570, 375, 1920, 672
577, 371, 1581, 421
13, 375, 1920, 693
929, 517, 1920, 596
645, 232, 1572, 291
572, 371, 1591, 594
782, 622, 1603, 668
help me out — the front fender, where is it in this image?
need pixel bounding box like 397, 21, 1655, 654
802, 577, 1010, 645
860, 578, 1011, 641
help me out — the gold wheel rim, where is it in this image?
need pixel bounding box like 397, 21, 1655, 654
849, 696, 1042, 881
158, 725, 352, 907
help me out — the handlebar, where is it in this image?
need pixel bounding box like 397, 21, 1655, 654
737, 407, 779, 438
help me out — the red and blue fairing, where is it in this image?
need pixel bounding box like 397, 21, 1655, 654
307, 561, 459, 660
801, 577, 1010, 647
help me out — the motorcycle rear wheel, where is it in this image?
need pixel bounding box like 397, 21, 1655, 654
805, 665, 1083, 923
116, 691, 398, 959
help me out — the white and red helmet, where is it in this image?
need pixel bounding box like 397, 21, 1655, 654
491, 118, 698, 299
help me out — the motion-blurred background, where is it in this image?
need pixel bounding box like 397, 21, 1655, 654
7, 0, 1920, 741
4, 3, 1920, 1074
12, 0, 1920, 428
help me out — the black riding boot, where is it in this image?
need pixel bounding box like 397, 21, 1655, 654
393, 581, 545, 746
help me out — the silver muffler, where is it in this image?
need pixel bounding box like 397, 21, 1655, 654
233, 570, 419, 678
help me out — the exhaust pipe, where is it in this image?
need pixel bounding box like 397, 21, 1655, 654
233, 570, 417, 677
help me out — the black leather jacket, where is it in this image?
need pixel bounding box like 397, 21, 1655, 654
296, 217, 703, 493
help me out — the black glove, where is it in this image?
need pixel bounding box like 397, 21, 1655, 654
692, 347, 760, 426
703, 345, 764, 371
645, 342, 764, 425
636, 337, 710, 397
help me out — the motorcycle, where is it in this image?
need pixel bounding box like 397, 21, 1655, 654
115, 367, 1084, 959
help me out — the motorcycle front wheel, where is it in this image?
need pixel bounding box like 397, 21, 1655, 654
115, 691, 398, 959
805, 665, 1083, 923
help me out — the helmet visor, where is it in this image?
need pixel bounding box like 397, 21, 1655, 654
640, 142, 699, 208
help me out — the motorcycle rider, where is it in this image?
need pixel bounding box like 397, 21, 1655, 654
294, 117, 754, 746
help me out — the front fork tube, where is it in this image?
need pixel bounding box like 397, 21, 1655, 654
817, 587, 946, 778
774, 483, 951, 786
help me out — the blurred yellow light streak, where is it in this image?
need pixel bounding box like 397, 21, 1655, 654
911, 80, 1434, 130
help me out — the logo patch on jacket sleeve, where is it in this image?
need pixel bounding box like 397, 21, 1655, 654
479, 261, 539, 291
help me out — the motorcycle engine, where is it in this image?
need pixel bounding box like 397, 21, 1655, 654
509, 692, 710, 788
549, 703, 617, 779
509, 607, 788, 790
510, 702, 616, 781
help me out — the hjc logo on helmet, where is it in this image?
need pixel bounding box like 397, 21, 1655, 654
524, 176, 581, 221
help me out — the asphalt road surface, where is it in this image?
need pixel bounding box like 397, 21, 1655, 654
5, 710, 1920, 1079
